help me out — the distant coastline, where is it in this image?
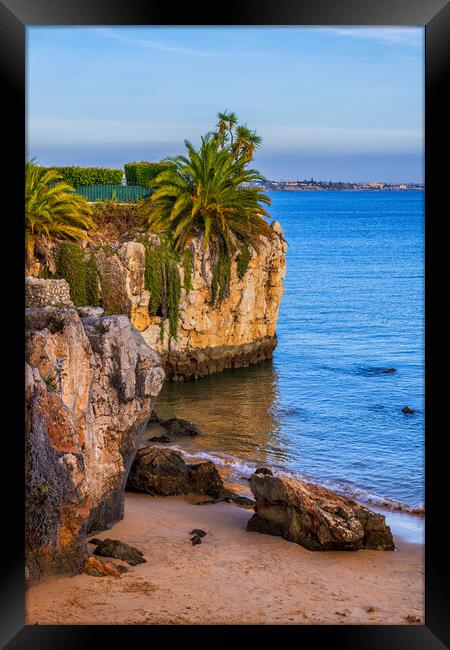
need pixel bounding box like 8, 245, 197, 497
248, 180, 424, 192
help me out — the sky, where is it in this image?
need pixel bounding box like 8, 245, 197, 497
27, 26, 424, 183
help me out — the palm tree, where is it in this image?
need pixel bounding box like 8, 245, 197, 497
233, 125, 263, 161
215, 110, 239, 148
140, 134, 272, 257
25, 160, 94, 272
215, 111, 230, 147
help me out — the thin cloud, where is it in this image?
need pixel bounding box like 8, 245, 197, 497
318, 27, 423, 48
93, 27, 229, 57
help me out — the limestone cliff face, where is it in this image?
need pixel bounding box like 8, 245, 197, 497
25, 306, 164, 581
100, 222, 287, 380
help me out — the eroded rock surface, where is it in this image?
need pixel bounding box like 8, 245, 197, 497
25, 306, 164, 581
126, 446, 223, 497
247, 473, 395, 551
95, 225, 286, 380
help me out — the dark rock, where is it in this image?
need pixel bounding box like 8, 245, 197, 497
191, 535, 202, 545
161, 418, 201, 437
254, 467, 273, 476
190, 529, 207, 537
148, 435, 171, 443
89, 538, 103, 546
127, 446, 224, 498
92, 538, 146, 565
406, 615, 423, 624
402, 406, 417, 414
115, 564, 129, 574
82, 556, 121, 577
149, 410, 160, 422
247, 473, 395, 552
195, 499, 219, 505
194, 490, 254, 509
228, 495, 255, 509
382, 368, 397, 374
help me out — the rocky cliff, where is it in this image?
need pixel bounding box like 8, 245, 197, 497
25, 305, 164, 581
97, 223, 287, 380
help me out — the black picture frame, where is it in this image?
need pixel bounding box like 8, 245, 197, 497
1, 0, 449, 647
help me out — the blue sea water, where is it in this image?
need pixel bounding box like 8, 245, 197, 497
153, 190, 424, 520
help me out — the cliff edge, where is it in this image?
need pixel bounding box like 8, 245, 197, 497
25, 304, 165, 580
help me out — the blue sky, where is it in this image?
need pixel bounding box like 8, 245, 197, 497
27, 26, 424, 183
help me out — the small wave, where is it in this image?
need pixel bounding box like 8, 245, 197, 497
168, 445, 258, 477
167, 445, 424, 516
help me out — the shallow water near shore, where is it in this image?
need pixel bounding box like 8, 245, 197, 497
152, 190, 424, 543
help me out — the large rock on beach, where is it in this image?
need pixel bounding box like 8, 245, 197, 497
126, 446, 223, 497
91, 538, 146, 565
247, 473, 395, 551
25, 305, 165, 581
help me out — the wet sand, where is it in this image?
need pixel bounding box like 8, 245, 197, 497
26, 491, 424, 625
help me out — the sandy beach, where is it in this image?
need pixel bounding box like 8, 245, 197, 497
26, 491, 424, 625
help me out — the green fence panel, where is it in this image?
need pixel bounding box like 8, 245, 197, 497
74, 184, 152, 202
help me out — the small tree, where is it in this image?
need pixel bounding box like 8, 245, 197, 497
140, 132, 272, 258
25, 159, 94, 272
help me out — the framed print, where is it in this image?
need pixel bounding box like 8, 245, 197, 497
1, 0, 449, 647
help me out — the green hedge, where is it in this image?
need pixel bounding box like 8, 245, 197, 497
55, 242, 99, 307
124, 162, 173, 187
48, 166, 124, 187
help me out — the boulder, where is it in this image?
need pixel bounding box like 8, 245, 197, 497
254, 467, 273, 476
161, 418, 201, 437
126, 446, 223, 498
78, 306, 105, 318
91, 538, 146, 565
25, 306, 165, 581
247, 473, 395, 551
82, 556, 121, 578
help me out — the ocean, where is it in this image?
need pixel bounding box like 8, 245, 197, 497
151, 190, 425, 541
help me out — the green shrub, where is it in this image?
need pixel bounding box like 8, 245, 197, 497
236, 243, 252, 280
141, 237, 183, 346
55, 242, 100, 307
182, 248, 194, 291
92, 201, 147, 241
55, 242, 87, 306
85, 253, 99, 306
211, 249, 232, 306
47, 166, 123, 187
124, 162, 173, 187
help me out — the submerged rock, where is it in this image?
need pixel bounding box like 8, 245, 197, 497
382, 368, 397, 374
126, 446, 223, 497
91, 538, 146, 565
402, 406, 417, 414
247, 473, 395, 551
148, 434, 171, 443
160, 418, 201, 437
25, 305, 165, 581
